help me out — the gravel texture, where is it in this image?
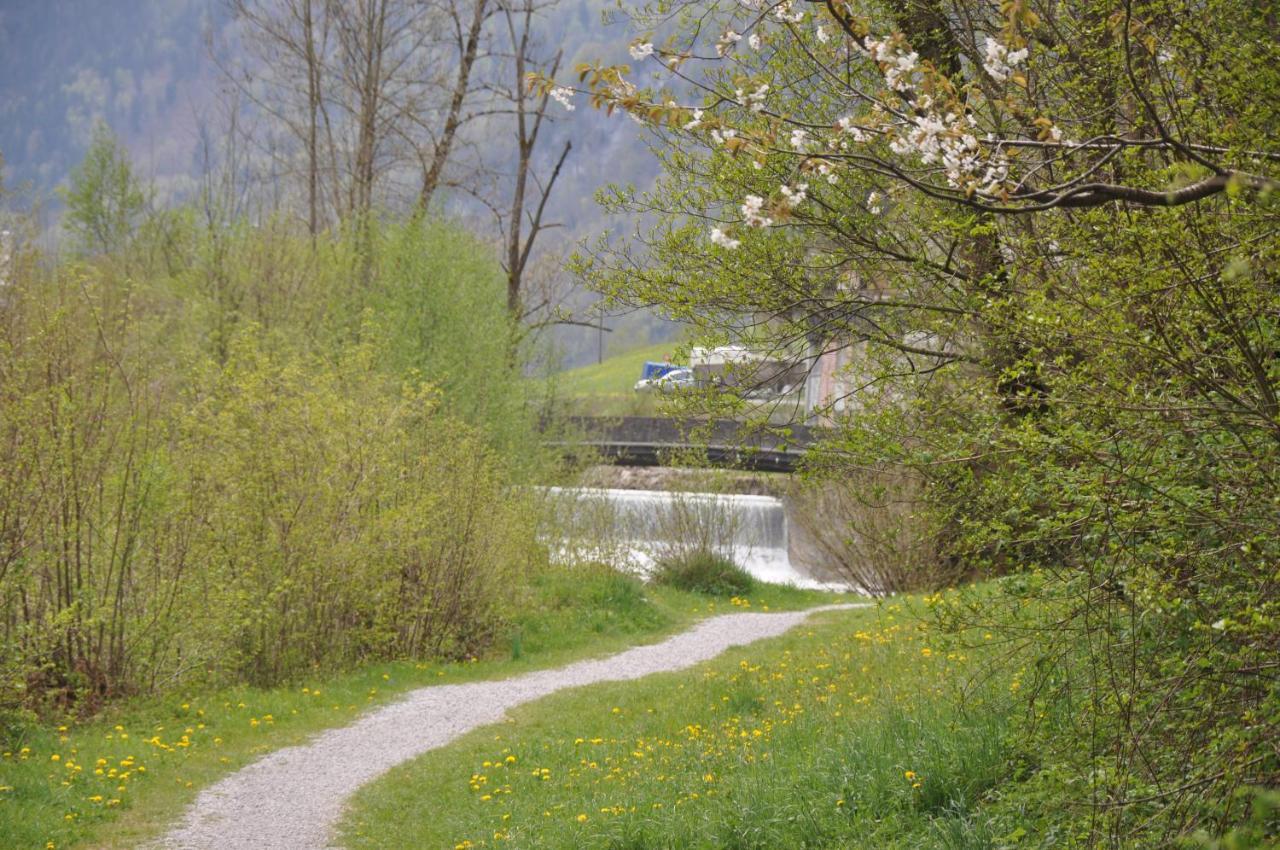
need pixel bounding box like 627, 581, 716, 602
155, 603, 864, 849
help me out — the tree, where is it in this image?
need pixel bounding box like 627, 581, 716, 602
418, 0, 492, 212
59, 123, 146, 256
543, 0, 1280, 843
222, 0, 494, 226
495, 0, 572, 320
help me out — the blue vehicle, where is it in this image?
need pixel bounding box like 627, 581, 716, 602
639, 360, 683, 380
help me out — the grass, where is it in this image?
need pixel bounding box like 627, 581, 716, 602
554, 342, 681, 417
652, 550, 755, 597
557, 343, 682, 399
338, 592, 1021, 850
553, 342, 810, 424
0, 565, 841, 850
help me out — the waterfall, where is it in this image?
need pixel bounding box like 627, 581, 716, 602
541, 487, 845, 590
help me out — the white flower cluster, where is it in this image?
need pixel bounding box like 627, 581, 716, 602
889, 113, 975, 168
981, 36, 1028, 83
814, 160, 838, 184
741, 194, 772, 227
684, 109, 704, 131
779, 183, 808, 207
711, 127, 737, 146
549, 86, 575, 111
815, 25, 829, 44
789, 128, 808, 150
734, 83, 769, 112
716, 30, 741, 57
771, 1, 805, 23
835, 116, 870, 143
709, 227, 741, 249
629, 41, 655, 60
883, 105, 1011, 195
748, 32, 763, 50
976, 153, 1010, 196
862, 36, 919, 92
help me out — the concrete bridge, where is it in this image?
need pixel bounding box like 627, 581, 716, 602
546, 416, 816, 473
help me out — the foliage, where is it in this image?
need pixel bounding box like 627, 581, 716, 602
555, 0, 1280, 843
786, 468, 964, 594
367, 221, 541, 458
652, 549, 754, 596
57, 124, 146, 256
2, 156, 548, 719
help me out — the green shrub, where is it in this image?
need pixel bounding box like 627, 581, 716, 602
651, 549, 754, 596
0, 216, 544, 713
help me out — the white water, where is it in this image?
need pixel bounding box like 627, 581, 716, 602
541, 486, 849, 591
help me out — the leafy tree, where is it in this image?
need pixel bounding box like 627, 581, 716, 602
544, 0, 1280, 843
59, 123, 146, 256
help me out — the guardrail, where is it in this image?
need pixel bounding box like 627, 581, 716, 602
544, 416, 815, 473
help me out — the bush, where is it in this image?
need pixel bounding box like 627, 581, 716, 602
786, 468, 963, 594
652, 549, 754, 596
0, 217, 542, 713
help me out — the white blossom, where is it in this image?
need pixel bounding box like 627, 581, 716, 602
741, 194, 772, 227
549, 86, 575, 111
772, 1, 804, 23
867, 191, 882, 214
711, 127, 737, 146
815, 161, 838, 184
835, 116, 869, 142
684, 109, 704, 131
779, 182, 808, 206
977, 154, 1011, 196
816, 25, 829, 44
982, 36, 1028, 83
863, 35, 919, 91
789, 128, 808, 150
736, 83, 768, 112
629, 41, 655, 60
716, 29, 742, 57
710, 227, 741, 249
748, 32, 762, 50
884, 51, 919, 91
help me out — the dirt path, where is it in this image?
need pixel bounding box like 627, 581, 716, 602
155, 603, 865, 849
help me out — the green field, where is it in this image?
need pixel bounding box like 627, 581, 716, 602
553, 342, 686, 416
556, 343, 685, 398
339, 594, 1018, 850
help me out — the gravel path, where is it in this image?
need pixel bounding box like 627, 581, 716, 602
156, 603, 865, 849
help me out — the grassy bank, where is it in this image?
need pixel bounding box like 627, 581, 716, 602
339, 594, 1018, 850
555, 342, 675, 417
0, 566, 839, 850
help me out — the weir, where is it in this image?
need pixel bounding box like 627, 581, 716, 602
542, 486, 847, 591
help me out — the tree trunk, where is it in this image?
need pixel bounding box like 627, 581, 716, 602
419, 0, 488, 212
